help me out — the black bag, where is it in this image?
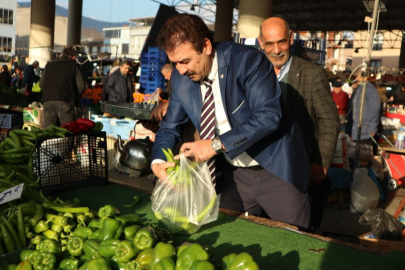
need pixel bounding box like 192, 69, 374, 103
359, 208, 404, 241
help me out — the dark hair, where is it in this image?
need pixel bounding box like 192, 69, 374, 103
157, 14, 211, 53
120, 61, 131, 67
62, 46, 76, 59
1, 65, 8, 71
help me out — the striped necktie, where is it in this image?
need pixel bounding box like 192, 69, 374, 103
201, 78, 216, 185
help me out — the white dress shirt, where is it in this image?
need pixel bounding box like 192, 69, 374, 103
202, 52, 259, 167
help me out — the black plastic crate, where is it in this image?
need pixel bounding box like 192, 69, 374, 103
34, 131, 108, 194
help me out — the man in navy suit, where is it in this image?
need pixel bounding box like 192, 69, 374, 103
151, 14, 311, 229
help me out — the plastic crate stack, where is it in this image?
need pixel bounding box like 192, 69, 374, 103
139, 47, 167, 94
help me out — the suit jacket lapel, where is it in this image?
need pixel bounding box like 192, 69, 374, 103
285, 56, 301, 112
191, 81, 203, 133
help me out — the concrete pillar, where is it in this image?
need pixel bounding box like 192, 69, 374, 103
67, 0, 83, 46
214, 0, 234, 42
29, 0, 55, 67
237, 0, 273, 39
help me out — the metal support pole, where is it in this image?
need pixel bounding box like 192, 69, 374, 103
353, 0, 380, 169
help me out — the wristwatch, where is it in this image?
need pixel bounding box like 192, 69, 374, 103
211, 137, 223, 154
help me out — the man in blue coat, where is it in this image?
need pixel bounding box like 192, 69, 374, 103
151, 14, 311, 228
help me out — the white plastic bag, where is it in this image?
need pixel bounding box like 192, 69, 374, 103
350, 168, 380, 213
151, 153, 219, 234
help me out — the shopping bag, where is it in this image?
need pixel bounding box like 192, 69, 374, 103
350, 168, 380, 213
151, 153, 219, 234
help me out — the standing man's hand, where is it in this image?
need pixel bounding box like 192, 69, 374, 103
151, 101, 169, 121
310, 163, 327, 186
151, 162, 176, 180
177, 140, 215, 162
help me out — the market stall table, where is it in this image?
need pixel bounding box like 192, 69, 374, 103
53, 183, 405, 269
385, 112, 405, 124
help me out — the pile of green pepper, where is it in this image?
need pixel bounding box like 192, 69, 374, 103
2, 199, 259, 270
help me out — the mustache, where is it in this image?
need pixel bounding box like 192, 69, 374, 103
270, 52, 286, 57
184, 71, 195, 77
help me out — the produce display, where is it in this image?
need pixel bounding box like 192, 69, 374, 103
82, 85, 103, 105
1, 198, 258, 270
0, 126, 259, 269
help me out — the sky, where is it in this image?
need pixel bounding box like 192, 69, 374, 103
18, 0, 161, 22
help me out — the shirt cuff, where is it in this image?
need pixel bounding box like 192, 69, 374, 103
151, 159, 165, 165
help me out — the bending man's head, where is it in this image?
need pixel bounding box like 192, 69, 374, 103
157, 14, 214, 81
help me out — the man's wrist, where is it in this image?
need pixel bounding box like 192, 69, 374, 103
211, 137, 224, 154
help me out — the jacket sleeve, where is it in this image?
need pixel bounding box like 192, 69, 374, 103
75, 66, 87, 95
105, 74, 116, 99
311, 67, 340, 169
365, 85, 382, 134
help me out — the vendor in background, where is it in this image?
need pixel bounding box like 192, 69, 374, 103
103, 61, 133, 103
92, 71, 102, 84
331, 81, 349, 126
40, 46, 86, 128
150, 64, 174, 120
0, 65, 11, 87
22, 60, 40, 97
346, 73, 380, 148
389, 83, 405, 106
11, 67, 23, 88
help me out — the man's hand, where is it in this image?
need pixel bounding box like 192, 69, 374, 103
310, 163, 327, 186
151, 101, 169, 121
151, 162, 176, 180
177, 140, 215, 162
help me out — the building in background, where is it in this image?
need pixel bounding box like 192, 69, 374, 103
102, 17, 154, 61
0, 0, 17, 66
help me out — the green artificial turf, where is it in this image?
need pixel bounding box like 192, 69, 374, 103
53, 183, 405, 270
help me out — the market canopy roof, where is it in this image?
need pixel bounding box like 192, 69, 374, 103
237, 0, 405, 32
155, 0, 405, 32
273, 0, 405, 31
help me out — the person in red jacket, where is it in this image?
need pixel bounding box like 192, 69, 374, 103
332, 81, 349, 126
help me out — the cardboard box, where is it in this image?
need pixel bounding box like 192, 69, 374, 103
359, 232, 405, 253
0, 114, 23, 130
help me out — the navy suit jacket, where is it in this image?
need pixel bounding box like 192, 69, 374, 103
151, 42, 310, 192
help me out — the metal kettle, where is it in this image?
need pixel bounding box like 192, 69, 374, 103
117, 122, 153, 171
